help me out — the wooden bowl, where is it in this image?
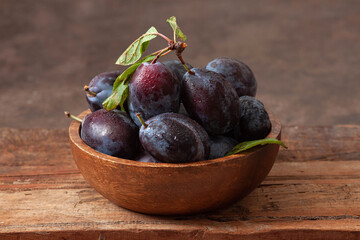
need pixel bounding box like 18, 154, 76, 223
69, 109, 281, 215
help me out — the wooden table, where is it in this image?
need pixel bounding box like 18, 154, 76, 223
1, 126, 359, 239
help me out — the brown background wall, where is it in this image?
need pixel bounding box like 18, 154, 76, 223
1, 0, 359, 128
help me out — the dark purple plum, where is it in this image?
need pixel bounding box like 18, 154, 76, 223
232, 96, 271, 142
181, 68, 241, 135
139, 113, 210, 163
165, 113, 210, 158
163, 59, 193, 83
128, 62, 181, 127
206, 57, 257, 97
81, 109, 139, 159
134, 151, 161, 163
85, 71, 121, 112
209, 136, 238, 159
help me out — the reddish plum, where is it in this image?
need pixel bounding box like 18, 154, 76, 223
128, 62, 180, 126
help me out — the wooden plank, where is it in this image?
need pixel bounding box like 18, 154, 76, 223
0, 186, 359, 239
278, 125, 360, 162
0, 126, 360, 239
1, 181, 359, 227
0, 128, 78, 176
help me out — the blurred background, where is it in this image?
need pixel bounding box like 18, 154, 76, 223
1, 0, 359, 128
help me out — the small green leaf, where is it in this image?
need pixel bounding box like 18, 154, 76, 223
103, 54, 157, 111
225, 138, 288, 156
102, 81, 128, 111
116, 26, 158, 66
166, 16, 187, 41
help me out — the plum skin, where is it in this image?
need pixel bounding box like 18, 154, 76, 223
232, 96, 271, 142
206, 57, 257, 97
86, 71, 121, 112
209, 136, 238, 159
181, 68, 241, 135
80, 109, 139, 159
128, 62, 181, 127
139, 113, 210, 163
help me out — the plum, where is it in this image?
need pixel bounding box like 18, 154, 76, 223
81, 109, 139, 158
138, 113, 210, 163
232, 96, 271, 142
209, 136, 238, 159
85, 71, 121, 112
128, 62, 181, 127
206, 57, 257, 97
181, 68, 241, 135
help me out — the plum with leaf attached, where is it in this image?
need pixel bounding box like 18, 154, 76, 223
102, 17, 191, 116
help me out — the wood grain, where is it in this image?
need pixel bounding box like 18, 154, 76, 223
0, 126, 360, 239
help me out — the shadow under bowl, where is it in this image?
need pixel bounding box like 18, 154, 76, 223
69, 109, 281, 215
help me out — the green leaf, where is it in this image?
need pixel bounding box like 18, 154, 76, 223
225, 138, 288, 156
103, 54, 157, 111
102, 81, 128, 111
166, 16, 187, 41
115, 26, 158, 66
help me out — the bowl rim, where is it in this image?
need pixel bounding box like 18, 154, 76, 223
69, 109, 281, 168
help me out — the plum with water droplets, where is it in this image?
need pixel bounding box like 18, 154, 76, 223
81, 109, 139, 159
232, 96, 271, 142
128, 62, 181, 127
181, 68, 241, 135
138, 112, 210, 163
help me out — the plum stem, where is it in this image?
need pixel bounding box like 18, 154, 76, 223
136, 113, 148, 128
84, 85, 97, 97
151, 47, 171, 64
174, 42, 194, 75
64, 111, 82, 123
155, 32, 172, 43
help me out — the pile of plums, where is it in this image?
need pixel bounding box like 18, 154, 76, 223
81, 57, 271, 163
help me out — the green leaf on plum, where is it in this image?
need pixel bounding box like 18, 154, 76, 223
102, 80, 128, 111
166, 16, 187, 41
225, 138, 287, 156
115, 26, 158, 66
